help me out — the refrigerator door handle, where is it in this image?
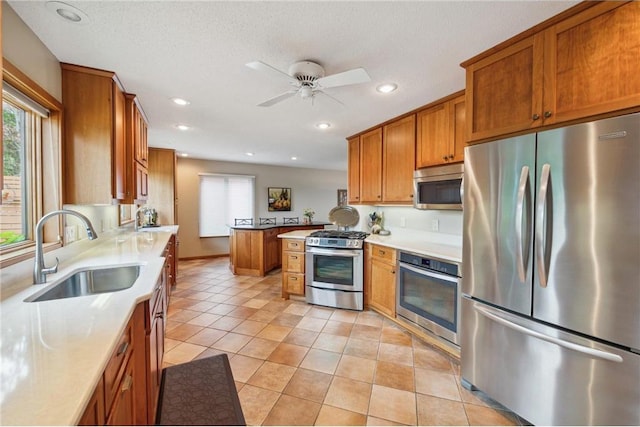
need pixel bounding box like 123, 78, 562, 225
459, 175, 464, 206
515, 166, 530, 282
474, 304, 623, 363
536, 163, 551, 287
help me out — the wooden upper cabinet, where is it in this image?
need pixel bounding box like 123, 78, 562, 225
147, 148, 177, 225
464, 34, 544, 142
416, 92, 466, 168
62, 63, 126, 204
382, 115, 415, 203
347, 136, 360, 204
123, 94, 149, 204
464, 1, 640, 142
359, 128, 383, 204
543, 1, 640, 125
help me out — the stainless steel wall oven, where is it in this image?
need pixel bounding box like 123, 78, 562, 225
396, 251, 461, 345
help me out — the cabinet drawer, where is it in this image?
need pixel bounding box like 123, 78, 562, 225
283, 239, 304, 252
283, 252, 304, 273
284, 273, 305, 295
104, 322, 133, 412
370, 244, 396, 264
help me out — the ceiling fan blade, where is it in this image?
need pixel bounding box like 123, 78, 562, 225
315, 90, 345, 106
246, 61, 298, 84
317, 67, 371, 89
257, 90, 298, 107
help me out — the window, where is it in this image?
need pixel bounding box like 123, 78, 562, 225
1, 88, 39, 248
199, 173, 255, 237
1, 61, 63, 265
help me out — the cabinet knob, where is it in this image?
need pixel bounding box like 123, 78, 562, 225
544, 111, 552, 118
532, 113, 540, 120
442, 156, 448, 161
448, 154, 454, 160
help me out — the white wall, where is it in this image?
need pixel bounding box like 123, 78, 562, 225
2, 3, 62, 101
176, 157, 347, 258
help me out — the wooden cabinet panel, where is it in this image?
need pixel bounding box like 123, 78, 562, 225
284, 273, 305, 295
123, 94, 149, 204
147, 148, 177, 225
417, 103, 449, 168
347, 136, 360, 204
106, 356, 136, 426
104, 322, 133, 413
79, 377, 105, 426
263, 228, 281, 273
366, 243, 396, 317
62, 64, 126, 204
464, 2, 639, 142
450, 95, 466, 163
359, 128, 383, 204
465, 34, 544, 142
281, 238, 306, 298
231, 230, 262, 276
543, 1, 640, 124
382, 115, 415, 203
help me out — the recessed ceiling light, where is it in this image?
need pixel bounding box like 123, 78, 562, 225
245, 152, 254, 156
291, 156, 298, 161
46, 1, 88, 24
176, 124, 190, 131
180, 153, 189, 157
376, 83, 398, 94
315, 122, 331, 130
171, 98, 190, 106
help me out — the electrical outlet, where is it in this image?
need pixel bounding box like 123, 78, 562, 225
400, 217, 406, 228
100, 219, 105, 232
431, 219, 440, 232
65, 225, 76, 243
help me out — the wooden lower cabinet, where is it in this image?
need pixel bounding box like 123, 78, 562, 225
230, 225, 323, 277
365, 243, 397, 318
281, 238, 306, 299
79, 271, 166, 425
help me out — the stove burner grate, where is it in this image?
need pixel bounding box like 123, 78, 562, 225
309, 230, 369, 240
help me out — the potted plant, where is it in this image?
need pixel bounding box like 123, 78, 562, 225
303, 208, 315, 224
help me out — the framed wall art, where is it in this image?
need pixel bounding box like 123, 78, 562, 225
268, 187, 292, 211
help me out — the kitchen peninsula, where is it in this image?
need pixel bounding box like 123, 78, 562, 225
229, 221, 328, 277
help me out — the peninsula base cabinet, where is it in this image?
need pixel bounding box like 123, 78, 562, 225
79, 270, 167, 425
365, 243, 397, 318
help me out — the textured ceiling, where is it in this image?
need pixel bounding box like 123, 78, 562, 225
9, 1, 578, 170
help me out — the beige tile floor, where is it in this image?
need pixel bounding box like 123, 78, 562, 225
164, 257, 527, 426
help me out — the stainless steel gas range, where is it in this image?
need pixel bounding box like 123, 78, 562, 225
305, 230, 368, 311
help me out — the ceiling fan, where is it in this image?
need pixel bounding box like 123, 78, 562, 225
246, 60, 371, 107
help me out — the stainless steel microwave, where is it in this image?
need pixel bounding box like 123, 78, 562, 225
413, 163, 463, 210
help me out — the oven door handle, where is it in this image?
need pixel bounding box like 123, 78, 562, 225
399, 262, 459, 283
305, 249, 362, 257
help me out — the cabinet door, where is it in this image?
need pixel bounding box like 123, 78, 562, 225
465, 33, 544, 142
284, 273, 305, 295
449, 95, 466, 163
79, 377, 105, 426
112, 84, 126, 201
359, 128, 383, 204
382, 115, 416, 203
264, 229, 281, 272
232, 230, 261, 275
106, 356, 137, 426
347, 136, 361, 204
135, 162, 148, 202
370, 258, 396, 318
543, 2, 640, 125
416, 103, 449, 168
147, 148, 177, 225
135, 106, 149, 168
147, 311, 164, 424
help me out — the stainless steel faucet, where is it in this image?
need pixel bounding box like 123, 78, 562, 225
33, 209, 98, 284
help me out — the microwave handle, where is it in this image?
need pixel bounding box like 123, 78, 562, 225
459, 175, 464, 205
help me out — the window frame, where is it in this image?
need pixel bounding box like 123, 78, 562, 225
1, 59, 63, 267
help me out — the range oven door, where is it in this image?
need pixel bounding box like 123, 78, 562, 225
396, 261, 460, 345
305, 246, 364, 292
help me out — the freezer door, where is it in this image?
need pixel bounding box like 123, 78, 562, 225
534, 113, 640, 350
461, 297, 640, 426
462, 134, 535, 315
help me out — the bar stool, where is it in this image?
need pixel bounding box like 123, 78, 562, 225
259, 217, 276, 225
283, 217, 299, 224
234, 218, 253, 226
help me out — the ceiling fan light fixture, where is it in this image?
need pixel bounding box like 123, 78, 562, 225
46, 1, 88, 23
316, 122, 331, 130
171, 97, 190, 106
376, 83, 398, 94
300, 86, 313, 99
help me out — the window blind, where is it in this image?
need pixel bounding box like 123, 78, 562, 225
199, 173, 255, 237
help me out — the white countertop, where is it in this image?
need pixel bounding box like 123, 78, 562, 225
278, 228, 462, 262
0, 227, 177, 425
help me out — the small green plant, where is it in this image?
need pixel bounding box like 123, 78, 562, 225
303, 208, 315, 219
0, 230, 26, 246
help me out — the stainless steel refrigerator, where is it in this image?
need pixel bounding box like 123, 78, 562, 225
461, 113, 640, 425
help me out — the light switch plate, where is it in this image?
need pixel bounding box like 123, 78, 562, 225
431, 219, 439, 232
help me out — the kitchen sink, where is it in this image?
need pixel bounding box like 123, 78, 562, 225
26, 265, 141, 302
